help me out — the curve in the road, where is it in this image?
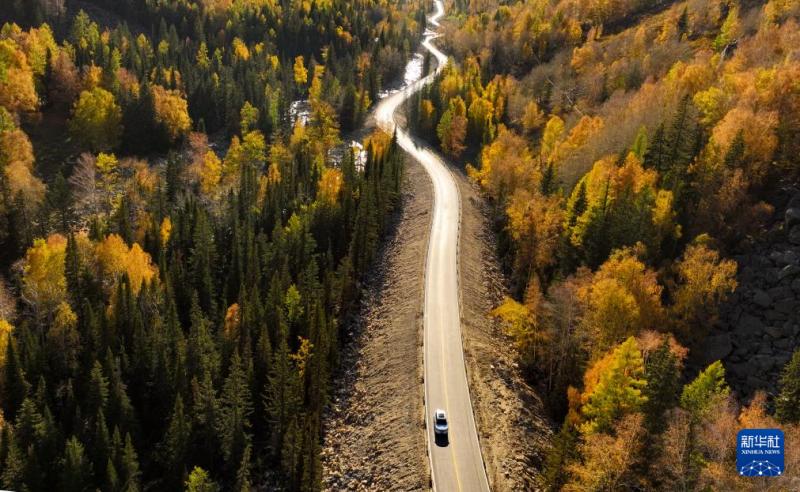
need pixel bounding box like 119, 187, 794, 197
375, 3, 491, 491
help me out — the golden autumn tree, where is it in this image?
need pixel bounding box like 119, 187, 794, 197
152, 85, 192, 142
671, 240, 737, 335
22, 234, 68, 313
471, 128, 536, 204
316, 168, 343, 206
521, 101, 545, 133
582, 245, 665, 351
565, 413, 647, 492
490, 277, 548, 365
467, 97, 495, 143
160, 217, 172, 246
293, 56, 307, 86
0, 319, 13, 367
95, 234, 158, 293
1, 128, 45, 209
200, 151, 222, 196
419, 99, 436, 136
540, 115, 565, 161
69, 87, 123, 152
507, 188, 564, 283
306, 65, 340, 162
224, 131, 267, 186
224, 303, 241, 341
0, 37, 38, 114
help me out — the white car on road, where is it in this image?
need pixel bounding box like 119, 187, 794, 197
434, 409, 449, 435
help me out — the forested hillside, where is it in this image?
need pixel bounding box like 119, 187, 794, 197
412, 0, 800, 489
0, 0, 423, 489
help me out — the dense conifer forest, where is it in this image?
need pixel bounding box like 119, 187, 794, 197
0, 0, 421, 489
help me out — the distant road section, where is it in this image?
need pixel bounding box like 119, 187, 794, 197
375, 2, 492, 490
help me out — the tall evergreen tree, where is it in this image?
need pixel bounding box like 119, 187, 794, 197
776, 350, 800, 424
232, 444, 251, 492
2, 338, 30, 422
264, 328, 300, 456
161, 395, 192, 484
189, 207, 217, 315
642, 337, 680, 433
217, 349, 253, 469
191, 370, 219, 470
48, 172, 74, 233
119, 433, 141, 492
61, 437, 94, 492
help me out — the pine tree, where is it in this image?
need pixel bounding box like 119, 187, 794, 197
643, 122, 667, 173
161, 395, 192, 484
339, 84, 358, 132
217, 349, 253, 468
0, 424, 9, 478
185, 467, 218, 492
65, 233, 83, 309
541, 423, 580, 492
232, 444, 251, 492
119, 433, 141, 492
581, 202, 611, 270
680, 361, 728, 421
114, 196, 134, 244
723, 129, 746, 169
86, 361, 109, 423
776, 350, 800, 424
61, 436, 94, 492
121, 79, 156, 153
632, 127, 648, 158
93, 410, 111, 485
1, 432, 25, 491
664, 95, 697, 193
192, 370, 219, 470
48, 172, 74, 232
301, 415, 323, 491
104, 351, 136, 433
15, 398, 43, 452
2, 337, 30, 422
642, 337, 680, 433
677, 7, 689, 38
580, 337, 647, 435
187, 295, 220, 383
190, 207, 217, 315
38, 405, 62, 479
541, 162, 557, 196
166, 151, 183, 203
265, 328, 300, 455
105, 457, 119, 492
566, 181, 588, 228
281, 417, 301, 487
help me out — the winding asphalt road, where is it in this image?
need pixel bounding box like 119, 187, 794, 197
375, 3, 491, 490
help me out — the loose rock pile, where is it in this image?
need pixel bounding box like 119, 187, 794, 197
695, 183, 800, 397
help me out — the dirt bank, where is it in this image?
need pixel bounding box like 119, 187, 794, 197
453, 166, 553, 491
321, 152, 432, 491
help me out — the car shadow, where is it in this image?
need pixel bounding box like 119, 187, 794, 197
434, 433, 449, 447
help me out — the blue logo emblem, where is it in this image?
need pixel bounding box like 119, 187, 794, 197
737, 429, 784, 476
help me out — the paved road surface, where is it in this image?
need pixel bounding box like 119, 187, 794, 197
375, 3, 491, 490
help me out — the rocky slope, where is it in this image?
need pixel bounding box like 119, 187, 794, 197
694, 183, 800, 397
